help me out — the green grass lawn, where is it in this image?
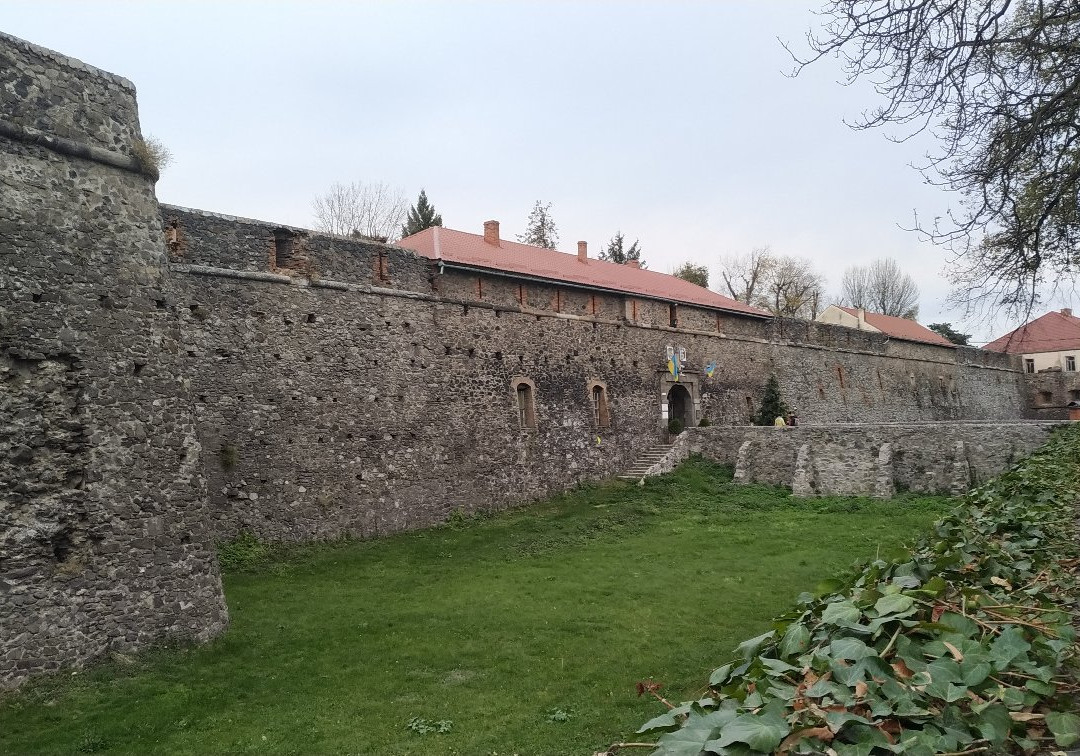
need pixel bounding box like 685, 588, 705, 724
0, 459, 949, 755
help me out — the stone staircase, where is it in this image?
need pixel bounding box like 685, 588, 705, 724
617, 442, 677, 482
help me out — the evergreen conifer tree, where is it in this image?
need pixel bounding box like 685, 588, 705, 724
753, 375, 789, 426
400, 189, 443, 238
517, 200, 559, 249
599, 231, 646, 267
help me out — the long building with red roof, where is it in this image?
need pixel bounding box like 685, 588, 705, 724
815, 305, 953, 347
396, 220, 769, 318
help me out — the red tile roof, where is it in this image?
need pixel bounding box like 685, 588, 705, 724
984, 309, 1080, 353
395, 226, 769, 317
836, 306, 954, 347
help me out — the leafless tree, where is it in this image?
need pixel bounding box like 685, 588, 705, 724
764, 255, 827, 319
312, 181, 408, 241
719, 246, 775, 304
790, 1, 1080, 320
719, 246, 826, 319
839, 258, 920, 319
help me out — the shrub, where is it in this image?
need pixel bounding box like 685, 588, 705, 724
698, 417, 711, 427
131, 136, 172, 180
667, 418, 684, 435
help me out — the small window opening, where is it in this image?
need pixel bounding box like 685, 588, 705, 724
591, 385, 611, 428
590, 294, 598, 315
1069, 389, 1080, 401
476, 277, 483, 299
517, 284, 526, 306
376, 250, 390, 282
1066, 356, 1076, 372
1025, 358, 1035, 373
1039, 390, 1054, 405
668, 303, 678, 328
515, 382, 536, 429
273, 230, 295, 269
836, 365, 845, 388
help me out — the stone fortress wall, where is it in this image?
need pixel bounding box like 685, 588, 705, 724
688, 423, 1060, 497
0, 30, 1041, 688
0, 32, 228, 689
162, 207, 1026, 543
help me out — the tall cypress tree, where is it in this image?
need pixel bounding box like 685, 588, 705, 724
400, 189, 443, 238
753, 375, 789, 426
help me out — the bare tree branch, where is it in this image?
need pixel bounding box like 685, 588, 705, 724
791, 0, 1080, 318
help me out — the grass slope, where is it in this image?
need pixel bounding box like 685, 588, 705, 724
0, 459, 947, 755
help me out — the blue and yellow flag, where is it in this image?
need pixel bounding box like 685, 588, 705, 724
667, 353, 680, 381
705, 361, 716, 378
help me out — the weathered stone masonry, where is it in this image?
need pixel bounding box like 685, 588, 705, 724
689, 423, 1060, 497
0, 32, 228, 689
0, 30, 1039, 688
160, 206, 1028, 543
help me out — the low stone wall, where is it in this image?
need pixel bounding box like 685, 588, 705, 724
689, 422, 1063, 497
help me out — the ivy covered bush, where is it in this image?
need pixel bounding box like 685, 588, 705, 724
629, 426, 1080, 755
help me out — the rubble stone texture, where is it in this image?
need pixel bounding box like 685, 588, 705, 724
0, 31, 228, 689
0, 29, 1052, 689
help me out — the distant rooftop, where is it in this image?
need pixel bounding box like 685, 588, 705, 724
984, 308, 1080, 354
395, 221, 769, 317
822, 305, 954, 347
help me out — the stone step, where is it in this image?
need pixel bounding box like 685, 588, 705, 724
618, 442, 681, 481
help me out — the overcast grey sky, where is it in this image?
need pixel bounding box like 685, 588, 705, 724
5, 1, 1057, 341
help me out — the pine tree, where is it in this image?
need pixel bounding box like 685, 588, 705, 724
927, 323, 972, 346
753, 375, 789, 426
517, 200, 559, 249
400, 189, 443, 238
599, 231, 646, 267
672, 261, 709, 288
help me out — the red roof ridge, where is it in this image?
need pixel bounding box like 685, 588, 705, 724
397, 225, 770, 317
823, 304, 953, 346
984, 309, 1080, 353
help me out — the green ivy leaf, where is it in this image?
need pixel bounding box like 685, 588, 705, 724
821, 601, 861, 626
708, 664, 733, 687
637, 703, 692, 735
829, 637, 875, 660
975, 703, 1012, 745
778, 623, 810, 657
736, 631, 774, 660
654, 708, 738, 755
988, 626, 1030, 670
1046, 711, 1080, 747
709, 706, 790, 753
873, 593, 914, 615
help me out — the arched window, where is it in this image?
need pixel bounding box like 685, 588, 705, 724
587, 380, 611, 428
512, 377, 537, 429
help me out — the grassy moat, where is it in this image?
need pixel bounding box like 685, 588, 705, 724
0, 459, 948, 755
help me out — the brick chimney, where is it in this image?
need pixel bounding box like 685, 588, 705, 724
625, 260, 640, 269
577, 241, 588, 263
856, 308, 866, 328
483, 220, 500, 246
1062, 307, 1073, 317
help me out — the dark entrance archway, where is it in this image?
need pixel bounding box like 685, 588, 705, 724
667, 384, 693, 428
